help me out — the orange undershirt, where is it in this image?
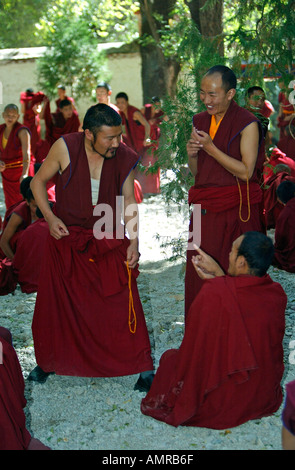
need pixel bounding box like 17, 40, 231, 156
2, 134, 7, 149
209, 115, 224, 140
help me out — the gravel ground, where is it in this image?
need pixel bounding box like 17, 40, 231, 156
0, 183, 294, 451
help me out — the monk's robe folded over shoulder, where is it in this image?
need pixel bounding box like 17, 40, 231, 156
32, 133, 153, 377
0, 122, 34, 210
185, 101, 264, 315
273, 197, 295, 273
141, 275, 286, 429
263, 147, 295, 180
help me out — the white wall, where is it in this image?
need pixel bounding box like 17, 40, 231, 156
0, 48, 143, 126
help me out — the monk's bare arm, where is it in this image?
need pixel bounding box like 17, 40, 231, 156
195, 121, 260, 181
133, 110, 151, 145
187, 127, 202, 177
0, 213, 23, 259
122, 170, 139, 268
30, 138, 69, 239
18, 129, 31, 181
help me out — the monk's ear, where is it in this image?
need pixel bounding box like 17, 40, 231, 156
84, 129, 94, 140
227, 88, 236, 100
236, 255, 249, 274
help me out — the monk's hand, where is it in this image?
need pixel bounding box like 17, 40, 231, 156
193, 130, 215, 155
48, 215, 69, 240
125, 239, 139, 269
0, 160, 6, 172
191, 244, 224, 279
187, 128, 203, 157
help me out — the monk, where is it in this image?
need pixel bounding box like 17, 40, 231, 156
0, 104, 33, 210
282, 380, 295, 450
96, 81, 119, 113
42, 97, 80, 146
0, 326, 51, 450
245, 86, 269, 138
55, 84, 76, 112
263, 146, 295, 180
0, 187, 39, 260
29, 104, 154, 391
272, 180, 295, 273
141, 231, 287, 430
116, 92, 153, 195
140, 96, 168, 195
185, 65, 265, 316
263, 164, 295, 229
20, 88, 46, 154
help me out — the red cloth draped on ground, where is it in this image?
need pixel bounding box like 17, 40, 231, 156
0, 326, 32, 449
141, 275, 286, 429
263, 171, 295, 229
263, 148, 295, 181
20, 91, 45, 154
184, 100, 264, 315
282, 380, 295, 436
0, 122, 34, 209
32, 132, 153, 377
273, 197, 295, 273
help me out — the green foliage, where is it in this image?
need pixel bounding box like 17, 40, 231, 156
36, 2, 109, 100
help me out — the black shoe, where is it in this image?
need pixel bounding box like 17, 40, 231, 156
28, 366, 54, 384
134, 373, 154, 393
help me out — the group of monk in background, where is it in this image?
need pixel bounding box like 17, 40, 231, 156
0, 66, 295, 450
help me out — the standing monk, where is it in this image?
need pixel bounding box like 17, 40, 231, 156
96, 81, 119, 113
0, 104, 32, 210
29, 104, 154, 391
185, 65, 264, 315
116, 92, 152, 195
20, 88, 45, 154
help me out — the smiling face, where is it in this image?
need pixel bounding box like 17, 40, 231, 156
86, 125, 122, 159
200, 73, 235, 121
116, 97, 128, 113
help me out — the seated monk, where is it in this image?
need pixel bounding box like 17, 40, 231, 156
263, 164, 295, 229
0, 326, 51, 450
0, 187, 39, 260
273, 180, 295, 273
141, 231, 287, 429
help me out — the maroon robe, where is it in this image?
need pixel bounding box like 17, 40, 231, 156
141, 275, 286, 429
0, 122, 34, 210
263, 171, 295, 229
20, 91, 45, 154
0, 200, 33, 260
185, 100, 264, 315
32, 133, 153, 377
42, 99, 80, 147
263, 147, 295, 180
273, 197, 295, 273
13, 219, 49, 294
120, 105, 156, 194
0, 327, 50, 450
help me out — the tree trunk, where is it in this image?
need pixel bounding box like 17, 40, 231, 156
139, 0, 224, 103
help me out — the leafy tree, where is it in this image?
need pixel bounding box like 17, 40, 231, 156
36, 1, 108, 100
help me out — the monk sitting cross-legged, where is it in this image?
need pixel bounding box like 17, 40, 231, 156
141, 231, 287, 430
